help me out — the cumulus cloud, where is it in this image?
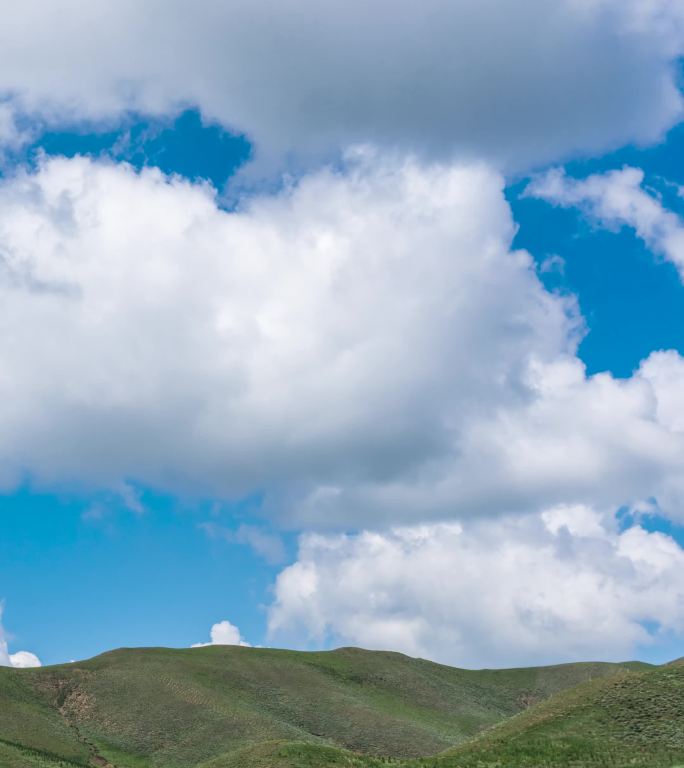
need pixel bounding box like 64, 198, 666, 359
0, 1, 682, 168
0, 611, 41, 668
294, 350, 684, 526
7, 650, 42, 668
526, 166, 684, 277
268, 507, 684, 667
0, 154, 683, 528
0, 152, 572, 506
192, 620, 251, 648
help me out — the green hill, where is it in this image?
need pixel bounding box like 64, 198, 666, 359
0, 645, 660, 768
427, 660, 684, 768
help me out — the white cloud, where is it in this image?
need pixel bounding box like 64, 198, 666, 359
0, 1, 682, 169
8, 651, 42, 668
293, 352, 684, 526
0, 610, 41, 668
0, 154, 682, 529
192, 620, 251, 648
0, 152, 571, 506
526, 166, 684, 277
268, 507, 684, 667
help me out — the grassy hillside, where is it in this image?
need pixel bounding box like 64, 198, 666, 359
427, 660, 684, 768
0, 645, 638, 768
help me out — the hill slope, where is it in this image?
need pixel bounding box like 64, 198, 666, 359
0, 646, 638, 768
430, 660, 684, 768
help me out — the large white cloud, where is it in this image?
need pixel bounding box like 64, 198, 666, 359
0, 0, 683, 169
0, 152, 570, 501
0, 154, 683, 528
268, 506, 684, 667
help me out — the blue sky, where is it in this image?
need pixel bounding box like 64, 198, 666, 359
510, 136, 684, 380
2, 1, 684, 670
0, 488, 284, 663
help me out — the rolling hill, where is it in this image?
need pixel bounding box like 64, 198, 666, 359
427, 657, 684, 768
0, 645, 669, 768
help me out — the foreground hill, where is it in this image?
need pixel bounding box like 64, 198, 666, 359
0, 645, 639, 768
426, 658, 684, 768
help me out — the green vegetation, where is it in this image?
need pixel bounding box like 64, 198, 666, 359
0, 645, 678, 768
421, 660, 684, 768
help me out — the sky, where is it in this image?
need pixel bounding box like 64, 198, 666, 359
3, 0, 684, 670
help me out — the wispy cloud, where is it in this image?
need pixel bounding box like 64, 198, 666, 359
201, 522, 286, 566
526, 167, 684, 278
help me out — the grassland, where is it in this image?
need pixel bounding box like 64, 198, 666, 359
0, 645, 675, 768
420, 659, 684, 768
